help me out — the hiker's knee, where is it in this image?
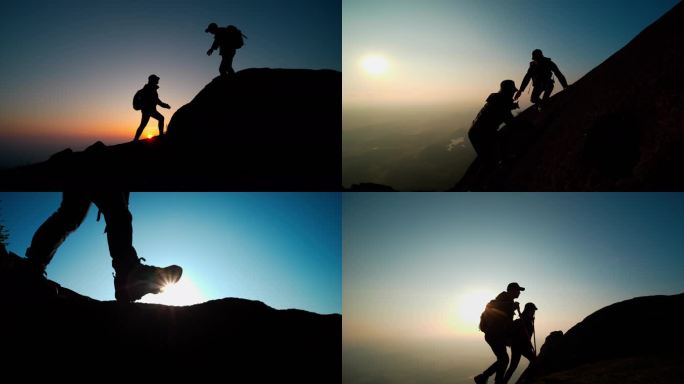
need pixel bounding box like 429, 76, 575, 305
55, 195, 90, 231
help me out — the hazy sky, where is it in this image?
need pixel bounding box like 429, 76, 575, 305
343, 0, 679, 109
0, 192, 341, 314
0, 0, 341, 166
344, 193, 684, 346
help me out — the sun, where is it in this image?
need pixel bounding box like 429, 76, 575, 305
454, 289, 496, 334
139, 275, 206, 306
361, 55, 389, 75
147, 133, 153, 139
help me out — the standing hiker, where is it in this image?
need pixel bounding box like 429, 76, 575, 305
514, 49, 568, 108
206, 22, 245, 76
133, 74, 171, 141
468, 80, 520, 165
503, 302, 538, 383
475, 282, 525, 384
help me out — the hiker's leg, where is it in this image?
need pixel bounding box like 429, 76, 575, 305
485, 334, 509, 383
503, 348, 522, 383
516, 348, 537, 383
220, 50, 236, 76
530, 86, 543, 104
90, 193, 138, 273
482, 361, 499, 378
134, 113, 151, 141
543, 82, 555, 102
25, 192, 91, 271
150, 110, 165, 136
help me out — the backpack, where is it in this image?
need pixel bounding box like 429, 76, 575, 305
226, 25, 245, 49
479, 300, 509, 334
132, 89, 145, 110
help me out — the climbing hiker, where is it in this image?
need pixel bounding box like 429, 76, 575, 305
468, 80, 520, 165
206, 22, 245, 76
475, 282, 525, 384
20, 192, 182, 302
514, 49, 568, 108
133, 74, 171, 141
503, 302, 538, 384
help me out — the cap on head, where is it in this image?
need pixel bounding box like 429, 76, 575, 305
500, 79, 518, 93
148, 74, 160, 83
507, 282, 525, 292
524, 302, 538, 311
206, 22, 218, 33
532, 49, 543, 60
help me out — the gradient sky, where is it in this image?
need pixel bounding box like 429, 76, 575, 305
0, 192, 341, 314
344, 193, 684, 346
0, 0, 341, 167
343, 0, 679, 109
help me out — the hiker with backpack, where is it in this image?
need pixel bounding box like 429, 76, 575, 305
133, 74, 171, 141
514, 49, 568, 108
503, 302, 538, 384
474, 282, 525, 384
468, 80, 520, 166
205, 22, 245, 76
19, 192, 182, 302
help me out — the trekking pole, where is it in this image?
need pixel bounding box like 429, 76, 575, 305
533, 329, 537, 354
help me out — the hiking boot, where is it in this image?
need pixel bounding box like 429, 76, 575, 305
114, 258, 182, 302
6, 253, 60, 299
474, 374, 487, 384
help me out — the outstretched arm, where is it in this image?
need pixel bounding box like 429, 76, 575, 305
157, 99, 170, 109
552, 62, 568, 89
515, 66, 533, 100
207, 37, 219, 55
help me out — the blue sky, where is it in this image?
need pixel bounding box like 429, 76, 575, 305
0, 0, 341, 166
0, 192, 341, 314
344, 193, 684, 344
344, 0, 679, 107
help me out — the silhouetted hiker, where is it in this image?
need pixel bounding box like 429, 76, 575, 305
133, 74, 171, 141
468, 80, 520, 165
514, 49, 568, 108
475, 282, 525, 384
503, 302, 537, 384
20, 192, 182, 302
206, 23, 245, 76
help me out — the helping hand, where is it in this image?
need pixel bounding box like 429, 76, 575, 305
514, 91, 522, 100
162, 103, 171, 109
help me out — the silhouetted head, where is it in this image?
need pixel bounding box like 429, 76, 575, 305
500, 79, 518, 95
507, 282, 525, 298
148, 74, 160, 84
532, 49, 544, 61
523, 302, 537, 313
206, 22, 219, 34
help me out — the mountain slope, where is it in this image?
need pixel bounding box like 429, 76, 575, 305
455, 2, 684, 191
0, 68, 341, 190
0, 245, 340, 380
520, 293, 684, 383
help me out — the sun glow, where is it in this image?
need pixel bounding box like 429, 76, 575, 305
454, 289, 496, 335
361, 55, 389, 75
147, 133, 153, 139
140, 275, 206, 306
